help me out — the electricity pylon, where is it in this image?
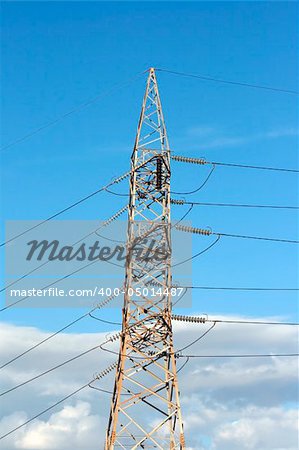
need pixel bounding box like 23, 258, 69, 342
105, 68, 186, 449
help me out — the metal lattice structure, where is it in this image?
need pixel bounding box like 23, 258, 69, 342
105, 68, 186, 449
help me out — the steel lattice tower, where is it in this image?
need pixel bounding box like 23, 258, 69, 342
105, 68, 186, 449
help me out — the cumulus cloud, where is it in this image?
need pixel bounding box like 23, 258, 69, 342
0, 316, 298, 449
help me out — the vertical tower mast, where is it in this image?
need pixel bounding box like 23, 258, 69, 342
105, 68, 186, 449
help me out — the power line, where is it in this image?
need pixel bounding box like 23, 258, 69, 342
0, 204, 127, 295
176, 322, 216, 353
0, 155, 155, 252
88, 313, 121, 326
0, 203, 192, 311
171, 154, 299, 173
175, 224, 299, 244
0, 345, 100, 396
0, 382, 90, 440
105, 188, 129, 197
156, 68, 298, 95
171, 198, 299, 210
4, 153, 292, 260
0, 173, 129, 249
172, 314, 299, 327
3, 283, 295, 370
0, 332, 120, 397
171, 234, 221, 268
0, 290, 120, 369
180, 285, 299, 291
90, 189, 299, 211
177, 353, 299, 359
211, 160, 299, 173
0, 316, 149, 395
0, 256, 121, 312
0, 313, 90, 370
215, 231, 299, 244
1, 72, 144, 152
0, 362, 117, 441
212, 319, 299, 326
171, 164, 215, 195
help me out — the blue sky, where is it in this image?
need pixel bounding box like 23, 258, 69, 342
0, 1, 298, 333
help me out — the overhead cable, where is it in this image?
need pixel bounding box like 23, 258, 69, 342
0, 332, 120, 397
172, 314, 299, 327
0, 289, 121, 369
156, 68, 298, 95
0, 362, 117, 440
171, 154, 299, 173
1, 71, 144, 152
171, 198, 299, 210
175, 224, 299, 244
0, 173, 129, 248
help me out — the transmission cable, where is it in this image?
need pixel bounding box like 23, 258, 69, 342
180, 285, 298, 291
0, 202, 192, 312
0, 382, 90, 440
1, 71, 145, 152
0, 172, 129, 248
88, 313, 121, 326
216, 231, 299, 244
172, 234, 221, 268
0, 362, 116, 441
172, 314, 299, 327
105, 188, 129, 197
171, 154, 299, 173
178, 353, 299, 359
211, 160, 299, 173
171, 198, 299, 210
171, 164, 215, 195
175, 322, 216, 353
0, 250, 122, 312
175, 224, 299, 244
0, 204, 127, 296
0, 316, 150, 395
0, 289, 121, 369
0, 332, 120, 397
156, 68, 298, 95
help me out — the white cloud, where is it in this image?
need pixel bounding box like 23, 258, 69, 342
213, 406, 298, 450
0, 316, 298, 449
16, 402, 103, 450
178, 125, 298, 149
